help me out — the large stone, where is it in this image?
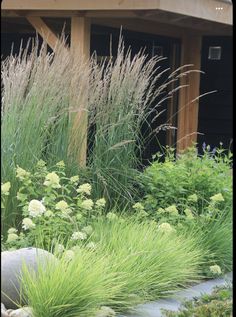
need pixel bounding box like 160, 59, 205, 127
7, 307, 33, 317
1, 303, 9, 317
1, 248, 56, 309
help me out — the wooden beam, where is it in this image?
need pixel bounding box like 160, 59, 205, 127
69, 17, 91, 167
176, 34, 202, 152
2, 0, 232, 25
26, 16, 66, 51
92, 18, 186, 38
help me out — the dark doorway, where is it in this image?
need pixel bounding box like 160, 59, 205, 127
197, 36, 233, 153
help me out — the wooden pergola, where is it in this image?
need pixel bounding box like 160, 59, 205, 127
1, 0, 233, 165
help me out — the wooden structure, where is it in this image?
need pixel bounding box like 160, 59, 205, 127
1, 0, 233, 164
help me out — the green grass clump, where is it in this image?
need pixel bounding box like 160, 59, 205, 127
195, 217, 232, 274
21, 217, 204, 316
92, 217, 204, 312
21, 249, 121, 317
178, 209, 232, 276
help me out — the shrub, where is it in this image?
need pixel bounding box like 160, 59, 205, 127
140, 145, 232, 221
1, 161, 106, 251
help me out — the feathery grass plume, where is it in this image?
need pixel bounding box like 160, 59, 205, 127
85, 39, 202, 207
1, 33, 203, 226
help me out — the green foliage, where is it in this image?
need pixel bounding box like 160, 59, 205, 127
131, 144, 233, 277
20, 216, 204, 316
141, 145, 232, 221
162, 285, 232, 317
194, 216, 232, 275
91, 217, 204, 312
1, 161, 106, 251
177, 213, 232, 278
21, 250, 119, 317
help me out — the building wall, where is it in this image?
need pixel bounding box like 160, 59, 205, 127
197, 36, 233, 152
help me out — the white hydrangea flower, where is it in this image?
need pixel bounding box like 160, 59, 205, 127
71, 231, 87, 240
70, 175, 80, 183
7, 227, 17, 234
22, 218, 36, 230
64, 250, 75, 261
158, 222, 175, 234
96, 198, 106, 208
184, 208, 194, 220
210, 264, 222, 275
77, 183, 92, 195
44, 172, 61, 188
132, 202, 145, 211
157, 207, 166, 213
106, 212, 118, 221
16, 192, 27, 202
76, 213, 83, 221
210, 193, 224, 202
81, 199, 94, 210
55, 244, 65, 254
28, 199, 46, 217
6, 233, 19, 243
55, 200, 69, 211
165, 205, 178, 215
56, 160, 65, 168
82, 225, 93, 235
1, 182, 11, 195
36, 160, 46, 168
44, 210, 54, 218
16, 166, 30, 180
187, 194, 198, 202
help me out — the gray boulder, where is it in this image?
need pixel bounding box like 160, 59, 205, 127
6, 307, 33, 317
1, 248, 56, 309
1, 303, 9, 317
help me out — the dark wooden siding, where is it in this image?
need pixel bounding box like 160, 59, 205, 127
197, 36, 233, 152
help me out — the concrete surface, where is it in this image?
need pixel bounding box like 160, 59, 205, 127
119, 272, 232, 317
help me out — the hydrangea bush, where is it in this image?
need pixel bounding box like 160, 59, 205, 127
1, 160, 106, 254
132, 190, 227, 227
135, 145, 232, 224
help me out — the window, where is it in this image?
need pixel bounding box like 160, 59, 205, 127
208, 46, 222, 60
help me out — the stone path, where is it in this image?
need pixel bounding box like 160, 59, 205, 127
119, 272, 232, 317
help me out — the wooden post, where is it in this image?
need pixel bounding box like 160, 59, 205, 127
70, 17, 91, 167
176, 34, 202, 152
27, 16, 68, 51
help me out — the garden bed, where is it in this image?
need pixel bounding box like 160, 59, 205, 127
1, 37, 233, 317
